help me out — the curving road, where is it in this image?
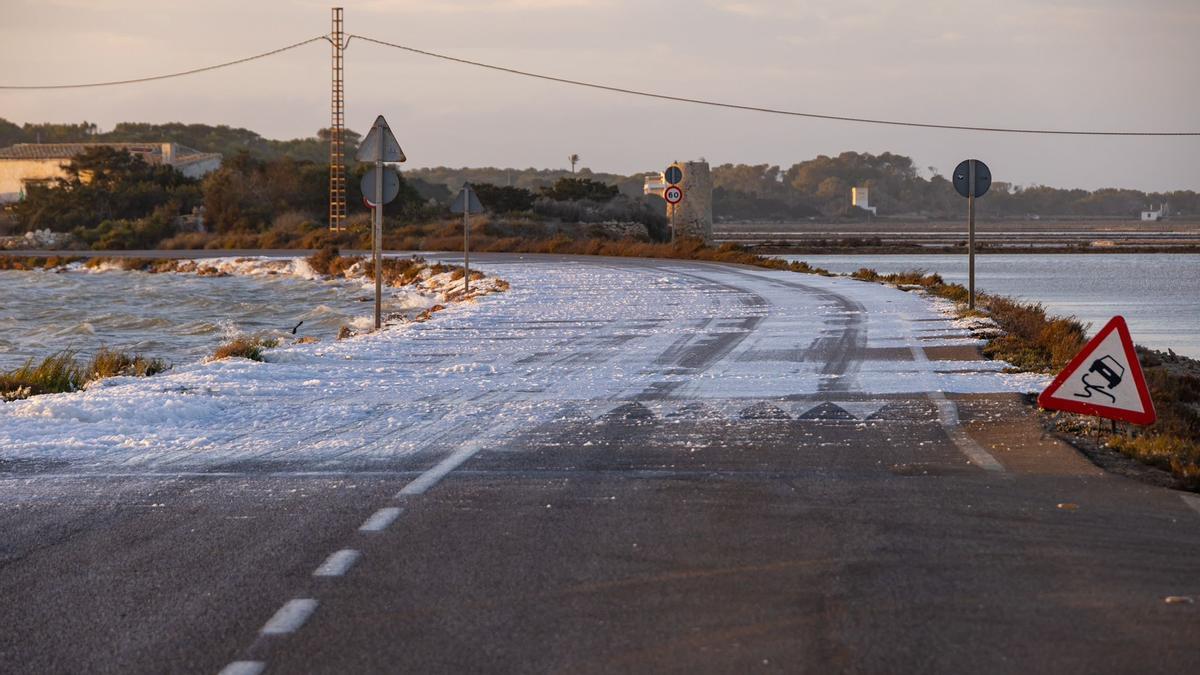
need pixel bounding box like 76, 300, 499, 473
1, 253, 1198, 674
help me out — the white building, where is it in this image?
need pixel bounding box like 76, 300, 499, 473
852, 186, 876, 216
0, 142, 222, 203
1140, 203, 1168, 222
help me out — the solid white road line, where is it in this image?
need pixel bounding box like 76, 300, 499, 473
260, 598, 318, 635
313, 549, 361, 577
358, 507, 402, 532
909, 345, 1006, 473
217, 661, 265, 675
1182, 494, 1200, 517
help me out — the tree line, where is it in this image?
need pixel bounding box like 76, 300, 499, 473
2, 120, 1194, 236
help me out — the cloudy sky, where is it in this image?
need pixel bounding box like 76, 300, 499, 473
2, 0, 1197, 190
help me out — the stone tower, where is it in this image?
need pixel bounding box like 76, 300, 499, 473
669, 161, 713, 242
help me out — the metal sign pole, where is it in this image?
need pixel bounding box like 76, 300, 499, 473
374, 148, 383, 330
670, 204, 675, 244
967, 159, 976, 311
464, 186, 471, 294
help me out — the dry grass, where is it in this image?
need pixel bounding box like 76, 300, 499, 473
87, 347, 168, 379
212, 336, 279, 362
1, 348, 168, 401
851, 268, 1086, 373
851, 266, 1199, 487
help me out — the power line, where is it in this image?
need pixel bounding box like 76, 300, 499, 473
349, 34, 1200, 137
0, 36, 328, 90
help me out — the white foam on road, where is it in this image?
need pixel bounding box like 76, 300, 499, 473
0, 258, 1049, 472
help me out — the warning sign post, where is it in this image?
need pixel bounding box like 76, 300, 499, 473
1037, 315, 1156, 425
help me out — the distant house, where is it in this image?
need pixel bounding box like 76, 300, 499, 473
1140, 203, 1167, 222
0, 142, 222, 203
851, 186, 877, 216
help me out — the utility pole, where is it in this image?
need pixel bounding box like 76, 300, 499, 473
328, 7, 347, 230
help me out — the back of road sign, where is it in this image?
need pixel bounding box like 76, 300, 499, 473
953, 159, 991, 198
451, 184, 485, 215
361, 167, 400, 206
1037, 315, 1156, 425
356, 115, 406, 163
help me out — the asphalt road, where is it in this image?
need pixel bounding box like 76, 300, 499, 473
2, 254, 1199, 674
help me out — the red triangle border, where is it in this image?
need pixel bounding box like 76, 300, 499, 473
1037, 315, 1157, 425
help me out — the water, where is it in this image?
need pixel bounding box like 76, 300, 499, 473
0, 268, 381, 371
781, 253, 1200, 358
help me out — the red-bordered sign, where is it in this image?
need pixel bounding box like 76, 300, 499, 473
1037, 315, 1156, 425
664, 185, 684, 204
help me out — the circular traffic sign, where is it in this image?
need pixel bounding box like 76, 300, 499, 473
361, 167, 401, 206
664, 164, 683, 185
664, 185, 684, 204
952, 159, 991, 198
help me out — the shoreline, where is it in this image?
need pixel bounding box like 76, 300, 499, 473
0, 251, 510, 401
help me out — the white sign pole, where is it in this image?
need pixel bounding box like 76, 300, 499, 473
373, 139, 383, 330
464, 185, 471, 295
968, 159, 976, 311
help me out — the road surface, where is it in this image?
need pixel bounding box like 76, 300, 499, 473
2, 254, 1198, 674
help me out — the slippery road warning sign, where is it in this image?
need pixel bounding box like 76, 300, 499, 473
1037, 316, 1156, 425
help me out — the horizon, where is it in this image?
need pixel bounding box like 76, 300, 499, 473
3, 118, 1196, 196
2, 1, 1198, 192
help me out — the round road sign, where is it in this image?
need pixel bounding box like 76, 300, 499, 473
664, 185, 684, 204
952, 159, 991, 198
664, 164, 683, 185
361, 167, 401, 206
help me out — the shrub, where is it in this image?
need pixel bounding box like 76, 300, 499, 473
88, 347, 168, 379
212, 336, 279, 362
1, 348, 168, 401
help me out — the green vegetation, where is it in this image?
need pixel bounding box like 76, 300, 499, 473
710, 153, 1199, 220
211, 336, 279, 362
1, 348, 167, 401
0, 118, 358, 164
8, 117, 1196, 248
12, 146, 201, 237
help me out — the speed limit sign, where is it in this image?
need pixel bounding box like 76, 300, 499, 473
664, 185, 684, 204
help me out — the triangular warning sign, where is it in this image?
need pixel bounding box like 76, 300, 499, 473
1038, 315, 1156, 425
355, 115, 406, 163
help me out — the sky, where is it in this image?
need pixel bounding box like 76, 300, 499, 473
2, 0, 1198, 191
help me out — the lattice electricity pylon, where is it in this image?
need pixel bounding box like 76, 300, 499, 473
329, 7, 347, 230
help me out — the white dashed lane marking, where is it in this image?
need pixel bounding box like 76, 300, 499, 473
358, 507, 402, 532
260, 598, 318, 635
217, 661, 265, 675
313, 549, 361, 577
398, 430, 515, 497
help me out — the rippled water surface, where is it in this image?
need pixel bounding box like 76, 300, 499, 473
0, 268, 383, 370
781, 253, 1200, 358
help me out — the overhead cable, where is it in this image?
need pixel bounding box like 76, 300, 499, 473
0, 36, 328, 90
350, 34, 1200, 137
